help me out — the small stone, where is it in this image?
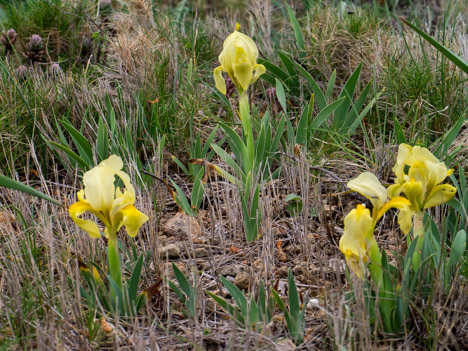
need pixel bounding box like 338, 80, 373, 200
292, 265, 304, 275
273, 227, 282, 237
234, 271, 250, 290
277, 251, 287, 262
193, 248, 208, 258
0, 211, 15, 232
306, 298, 320, 310
159, 243, 180, 259
219, 265, 242, 277
278, 266, 289, 278
158, 235, 168, 245
253, 258, 263, 270
163, 212, 201, 237
275, 338, 296, 351
192, 236, 206, 244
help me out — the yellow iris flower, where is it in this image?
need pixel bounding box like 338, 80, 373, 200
347, 172, 410, 221
339, 204, 376, 278
69, 155, 148, 240
213, 26, 266, 95
341, 172, 410, 278
387, 144, 456, 233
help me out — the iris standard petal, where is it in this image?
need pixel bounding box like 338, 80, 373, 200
424, 184, 457, 208
237, 34, 258, 64
347, 172, 387, 210
213, 66, 226, 94
118, 205, 149, 237
83, 165, 116, 212
110, 189, 135, 224
116, 170, 135, 196
400, 178, 424, 210
69, 201, 102, 239
392, 144, 412, 183
423, 159, 449, 189
409, 145, 440, 165
234, 62, 253, 91
100, 154, 123, 171
387, 183, 402, 198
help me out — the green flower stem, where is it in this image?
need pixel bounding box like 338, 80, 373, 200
239, 93, 254, 174
411, 211, 425, 271
107, 232, 122, 290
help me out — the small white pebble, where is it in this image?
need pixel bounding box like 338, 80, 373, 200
306, 298, 320, 310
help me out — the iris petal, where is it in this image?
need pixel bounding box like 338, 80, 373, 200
69, 201, 102, 239
116, 170, 135, 196
401, 179, 423, 210
233, 62, 253, 91
376, 196, 410, 221
424, 184, 457, 208
251, 64, 266, 84
339, 205, 373, 278
100, 155, 123, 171
119, 205, 149, 237
110, 190, 134, 224
387, 183, 402, 198
397, 209, 413, 234
213, 66, 226, 94
347, 172, 387, 210
409, 146, 440, 165
83, 165, 116, 212
392, 144, 412, 183
216, 30, 264, 93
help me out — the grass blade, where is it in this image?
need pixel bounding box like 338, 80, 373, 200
0, 175, 63, 206
97, 117, 109, 162
284, 2, 305, 60
46, 140, 90, 171
401, 17, 468, 74
334, 63, 362, 127
169, 178, 194, 216
220, 275, 247, 316
128, 254, 144, 302
312, 97, 346, 129
60, 119, 94, 166
275, 79, 287, 112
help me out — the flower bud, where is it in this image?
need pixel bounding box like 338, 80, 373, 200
213, 27, 266, 95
